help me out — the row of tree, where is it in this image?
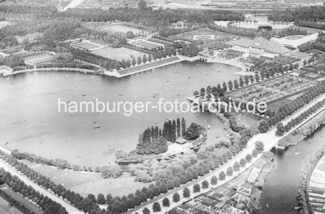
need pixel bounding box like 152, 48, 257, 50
0, 168, 68, 214
106, 140, 247, 213
0, 189, 36, 214
0, 151, 103, 214
138, 141, 264, 214
59, 6, 243, 28
269, 6, 325, 23
71, 45, 178, 71
259, 81, 325, 133
194, 71, 280, 100
276, 100, 325, 136
136, 118, 186, 155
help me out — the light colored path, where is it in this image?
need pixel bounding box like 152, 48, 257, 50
0, 160, 83, 214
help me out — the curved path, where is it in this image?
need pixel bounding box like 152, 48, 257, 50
4, 67, 98, 77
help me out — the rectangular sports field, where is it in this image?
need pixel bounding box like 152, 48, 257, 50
91, 46, 147, 61
83, 22, 148, 35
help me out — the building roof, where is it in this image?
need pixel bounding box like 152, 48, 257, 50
228, 37, 290, 55
271, 33, 319, 48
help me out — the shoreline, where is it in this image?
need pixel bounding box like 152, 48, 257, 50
1, 55, 203, 79
0, 55, 247, 79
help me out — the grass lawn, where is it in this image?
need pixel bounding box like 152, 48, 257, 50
168, 27, 235, 42
83, 22, 148, 35
91, 46, 147, 61
23, 161, 151, 197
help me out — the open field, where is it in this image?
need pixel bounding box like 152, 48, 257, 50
168, 27, 236, 42
23, 161, 151, 197
91, 46, 147, 61
83, 22, 148, 35
129, 39, 164, 50
71, 39, 103, 51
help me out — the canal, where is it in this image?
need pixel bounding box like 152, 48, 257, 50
261, 120, 325, 214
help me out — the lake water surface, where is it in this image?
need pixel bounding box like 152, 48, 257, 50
0, 62, 240, 165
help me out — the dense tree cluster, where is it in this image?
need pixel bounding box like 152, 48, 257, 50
178, 44, 200, 57
0, 4, 57, 17
259, 81, 325, 133
0, 168, 68, 214
0, 151, 103, 213
59, 7, 243, 28
183, 122, 205, 140
193, 75, 256, 100
269, 5, 325, 28
136, 118, 186, 154
276, 99, 325, 136
0, 55, 25, 68
0, 188, 38, 214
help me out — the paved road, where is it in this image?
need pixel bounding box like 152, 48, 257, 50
0, 160, 83, 214
129, 92, 325, 214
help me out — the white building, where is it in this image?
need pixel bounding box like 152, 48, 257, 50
228, 37, 290, 59
271, 33, 319, 49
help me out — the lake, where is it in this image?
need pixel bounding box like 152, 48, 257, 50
0, 62, 241, 165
